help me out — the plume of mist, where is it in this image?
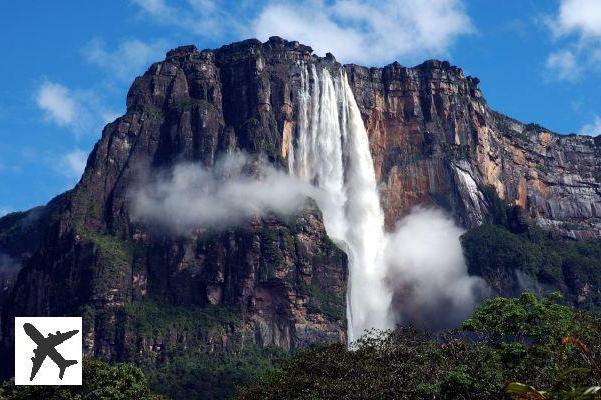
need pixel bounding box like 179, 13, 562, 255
383, 207, 487, 330
0, 252, 21, 284
130, 152, 322, 233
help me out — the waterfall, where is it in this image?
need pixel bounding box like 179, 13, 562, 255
290, 63, 392, 342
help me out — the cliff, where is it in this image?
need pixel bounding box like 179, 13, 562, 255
1, 37, 600, 380
346, 60, 601, 238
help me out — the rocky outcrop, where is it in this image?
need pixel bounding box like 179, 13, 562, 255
1, 37, 601, 377
346, 61, 601, 238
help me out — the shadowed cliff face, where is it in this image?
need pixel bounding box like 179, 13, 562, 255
1, 37, 600, 375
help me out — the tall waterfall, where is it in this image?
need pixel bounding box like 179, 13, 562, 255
289, 64, 392, 342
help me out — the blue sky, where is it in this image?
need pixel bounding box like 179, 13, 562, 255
1, 0, 601, 214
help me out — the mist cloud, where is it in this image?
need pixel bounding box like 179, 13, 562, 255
130, 152, 321, 233
0, 252, 21, 288
384, 207, 487, 330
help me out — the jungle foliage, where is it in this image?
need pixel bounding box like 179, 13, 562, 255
237, 293, 601, 400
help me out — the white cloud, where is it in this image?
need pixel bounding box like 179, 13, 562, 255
546, 0, 601, 81
546, 49, 580, 81
83, 38, 169, 80
130, 0, 245, 38
130, 0, 474, 65
131, 152, 321, 233
552, 0, 601, 38
580, 116, 601, 136
253, 0, 475, 64
59, 149, 87, 179
131, 0, 172, 16
34, 80, 118, 136
35, 82, 77, 127
0, 207, 11, 217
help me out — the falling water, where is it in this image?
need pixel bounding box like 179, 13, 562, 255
289, 63, 392, 342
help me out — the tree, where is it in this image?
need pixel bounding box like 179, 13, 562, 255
0, 358, 165, 400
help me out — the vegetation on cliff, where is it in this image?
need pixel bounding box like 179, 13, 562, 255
462, 184, 601, 306
119, 299, 279, 399
463, 223, 601, 305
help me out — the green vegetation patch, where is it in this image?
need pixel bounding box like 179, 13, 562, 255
237, 293, 601, 400
123, 299, 242, 339
174, 98, 218, 112
142, 104, 164, 120
462, 223, 601, 304
147, 346, 282, 400
305, 283, 345, 321
0, 358, 164, 400
79, 228, 134, 273
462, 184, 601, 306
120, 300, 261, 399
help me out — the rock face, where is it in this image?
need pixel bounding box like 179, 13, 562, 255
1, 37, 601, 375
346, 61, 601, 238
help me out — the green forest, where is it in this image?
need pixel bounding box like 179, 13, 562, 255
2, 291, 601, 399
